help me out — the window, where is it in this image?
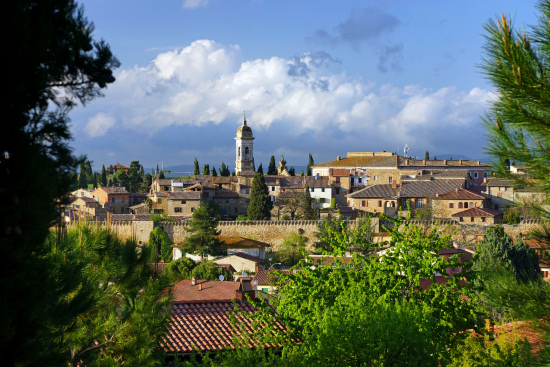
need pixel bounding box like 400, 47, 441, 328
181, 200, 186, 204
226, 199, 230, 204
174, 207, 182, 213
335, 177, 340, 183
373, 176, 377, 181
191, 208, 194, 212
469, 202, 474, 208
483, 172, 489, 178
481, 217, 486, 223
262, 288, 269, 293
335, 188, 340, 195
449, 203, 454, 209
112, 197, 115, 203
246, 189, 250, 194
378, 200, 382, 207
319, 198, 326, 203
357, 178, 362, 184
459, 217, 464, 222
474, 172, 478, 178
389, 176, 393, 184
361, 200, 366, 207
458, 202, 463, 208
415, 200, 423, 209
470, 217, 474, 222
321, 188, 325, 192
272, 187, 276, 191
463, 202, 468, 208
246, 180, 250, 186
310, 188, 314, 192
157, 198, 162, 204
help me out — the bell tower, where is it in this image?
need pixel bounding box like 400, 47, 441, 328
235, 113, 255, 176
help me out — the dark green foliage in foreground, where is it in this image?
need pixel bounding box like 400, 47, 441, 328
180, 202, 225, 258
0, 0, 119, 364
191, 260, 232, 281
165, 257, 197, 283
46, 225, 171, 365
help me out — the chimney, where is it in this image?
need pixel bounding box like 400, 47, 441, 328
337, 156, 341, 161
444, 160, 447, 165
191, 276, 197, 286
423, 160, 426, 166
392, 180, 397, 188
236, 278, 255, 302
406, 159, 410, 165
436, 193, 439, 197
199, 283, 203, 291
477, 160, 481, 165
459, 159, 463, 165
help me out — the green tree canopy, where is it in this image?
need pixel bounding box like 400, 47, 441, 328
247, 173, 272, 220
278, 232, 307, 266
0, 1, 119, 363
267, 155, 277, 175
180, 202, 225, 258
193, 157, 200, 176
202, 163, 210, 175
306, 153, 314, 176
191, 260, 232, 281
100, 164, 107, 187
165, 257, 197, 283
148, 227, 173, 263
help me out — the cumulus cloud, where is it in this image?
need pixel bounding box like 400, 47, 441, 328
85, 113, 116, 137
182, 0, 208, 9
80, 39, 490, 160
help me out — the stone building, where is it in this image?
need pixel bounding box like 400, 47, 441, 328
235, 115, 255, 176
92, 186, 130, 214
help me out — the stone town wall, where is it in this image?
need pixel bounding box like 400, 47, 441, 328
66, 218, 541, 251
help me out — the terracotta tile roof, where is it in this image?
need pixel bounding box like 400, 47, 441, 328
157, 178, 199, 186
219, 236, 270, 249
398, 156, 491, 168
171, 280, 241, 303
451, 207, 502, 217
110, 214, 151, 221
486, 179, 514, 187
96, 186, 129, 194
168, 191, 202, 200
348, 180, 464, 199
150, 191, 168, 197
161, 300, 286, 354
401, 169, 469, 180
253, 269, 291, 286
74, 196, 99, 203
434, 188, 488, 200
330, 169, 351, 176
312, 154, 398, 169
304, 176, 330, 188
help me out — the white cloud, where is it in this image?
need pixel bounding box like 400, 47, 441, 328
85, 113, 116, 137
82, 39, 491, 155
182, 0, 209, 9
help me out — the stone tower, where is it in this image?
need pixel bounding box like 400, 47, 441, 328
235, 114, 255, 176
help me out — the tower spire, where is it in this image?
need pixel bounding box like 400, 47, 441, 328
243, 111, 247, 126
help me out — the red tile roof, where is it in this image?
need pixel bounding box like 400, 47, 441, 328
171, 280, 240, 303
451, 207, 502, 217
161, 301, 260, 353
434, 188, 488, 200
253, 269, 291, 286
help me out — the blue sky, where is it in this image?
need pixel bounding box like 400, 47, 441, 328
71, 0, 539, 172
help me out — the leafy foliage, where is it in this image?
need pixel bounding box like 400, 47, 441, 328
180, 202, 225, 258
267, 155, 277, 175
277, 232, 307, 266
46, 225, 171, 365
191, 260, 232, 281
0, 0, 120, 364
247, 173, 272, 220
165, 257, 197, 283
148, 227, 174, 263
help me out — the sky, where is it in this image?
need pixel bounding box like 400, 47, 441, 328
71, 0, 540, 173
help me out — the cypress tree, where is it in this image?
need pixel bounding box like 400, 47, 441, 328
257, 163, 263, 174
193, 158, 200, 176
267, 155, 277, 175
307, 153, 314, 176
247, 173, 272, 220
301, 184, 317, 219
202, 164, 210, 175
424, 151, 430, 160
180, 202, 225, 258
212, 166, 217, 176
288, 166, 295, 176
78, 164, 88, 189
100, 164, 107, 187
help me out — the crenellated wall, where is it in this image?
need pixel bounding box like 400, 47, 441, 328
66, 218, 541, 251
